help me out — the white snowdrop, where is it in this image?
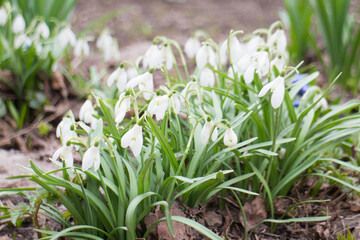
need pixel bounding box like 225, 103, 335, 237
199, 68, 216, 87
268, 29, 287, 53
14, 34, 32, 49
115, 93, 131, 125
35, 21, 50, 39
58, 26, 76, 48
121, 124, 143, 157
143, 44, 163, 69
224, 128, 237, 147
196, 44, 216, 68
126, 71, 154, 100
184, 37, 201, 59
0, 7, 8, 26
12, 15, 25, 34
258, 75, 285, 109
201, 120, 218, 144
107, 67, 127, 92
82, 144, 101, 171
74, 39, 90, 57
52, 145, 74, 168
147, 95, 169, 121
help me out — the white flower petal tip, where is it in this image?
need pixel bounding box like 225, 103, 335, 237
258, 76, 285, 109
224, 128, 237, 148
82, 145, 101, 171
121, 124, 143, 157
148, 95, 169, 121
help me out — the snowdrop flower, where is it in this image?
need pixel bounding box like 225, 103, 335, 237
143, 44, 163, 69
270, 54, 286, 73
224, 128, 237, 147
79, 100, 98, 126
12, 15, 25, 34
268, 29, 287, 53
245, 35, 265, 55
0, 7, 8, 26
127, 67, 138, 80
162, 45, 174, 70
107, 66, 127, 92
184, 37, 201, 59
52, 145, 74, 168
82, 144, 101, 171
74, 39, 90, 57
147, 95, 169, 121
170, 93, 181, 114
115, 93, 131, 125
258, 75, 285, 109
121, 124, 143, 157
126, 71, 154, 100
244, 51, 269, 84
201, 120, 218, 144
314, 94, 328, 110
220, 36, 242, 65
199, 68, 215, 87
56, 117, 74, 139
97, 30, 120, 62
196, 44, 216, 68
35, 22, 50, 39
58, 26, 76, 48
14, 34, 32, 49
180, 81, 198, 101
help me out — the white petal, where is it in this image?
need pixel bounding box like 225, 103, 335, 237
258, 81, 275, 97
63, 146, 74, 168
184, 37, 200, 59
201, 122, 212, 144
244, 65, 255, 84
271, 80, 285, 109
52, 147, 63, 163
211, 127, 218, 141
196, 45, 207, 68
129, 125, 143, 157
107, 67, 120, 87
224, 128, 237, 147
116, 68, 128, 92
12, 15, 25, 33
82, 148, 94, 171
121, 127, 133, 148
199, 68, 215, 87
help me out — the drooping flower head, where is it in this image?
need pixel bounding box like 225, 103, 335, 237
201, 119, 218, 144
126, 71, 154, 100
147, 94, 169, 121
199, 68, 216, 87
224, 128, 237, 148
82, 144, 101, 171
184, 37, 201, 59
121, 124, 143, 157
258, 75, 285, 109
196, 44, 216, 69
35, 21, 50, 39
107, 66, 127, 92
12, 15, 25, 34
115, 93, 131, 125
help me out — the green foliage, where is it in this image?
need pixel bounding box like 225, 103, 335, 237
281, 0, 360, 90
337, 228, 356, 240
12, 0, 77, 30
3, 22, 360, 239
0, 0, 77, 129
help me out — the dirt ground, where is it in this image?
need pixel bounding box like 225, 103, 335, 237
2, 0, 360, 239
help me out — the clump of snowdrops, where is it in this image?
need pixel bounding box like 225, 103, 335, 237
0, 0, 90, 129
6, 21, 360, 239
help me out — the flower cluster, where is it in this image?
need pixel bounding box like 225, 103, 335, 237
53, 22, 317, 177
